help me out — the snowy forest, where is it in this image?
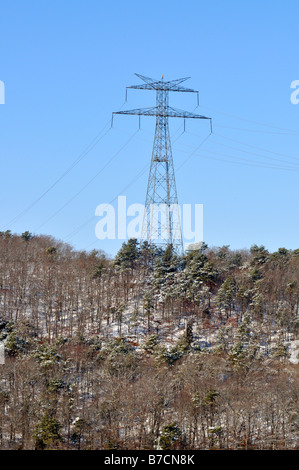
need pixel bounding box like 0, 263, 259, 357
0, 230, 299, 450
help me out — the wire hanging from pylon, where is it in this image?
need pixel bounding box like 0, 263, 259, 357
1, 100, 128, 231
35, 129, 140, 233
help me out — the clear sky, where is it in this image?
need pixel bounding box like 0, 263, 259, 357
1, 0, 299, 257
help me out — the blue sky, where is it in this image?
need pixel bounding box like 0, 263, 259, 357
1, 0, 299, 256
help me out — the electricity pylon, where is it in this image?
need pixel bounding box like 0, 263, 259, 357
113, 74, 211, 253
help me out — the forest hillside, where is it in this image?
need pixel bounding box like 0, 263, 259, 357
0, 230, 299, 450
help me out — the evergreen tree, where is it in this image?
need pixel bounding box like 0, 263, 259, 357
158, 422, 182, 450
21, 231, 33, 242
114, 238, 140, 271
33, 413, 62, 450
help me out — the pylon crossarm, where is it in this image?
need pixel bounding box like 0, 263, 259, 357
114, 106, 210, 120
166, 106, 210, 119
128, 84, 161, 91
129, 74, 198, 93
128, 84, 199, 93
166, 85, 198, 93
113, 107, 157, 116
135, 73, 189, 85
134, 73, 158, 87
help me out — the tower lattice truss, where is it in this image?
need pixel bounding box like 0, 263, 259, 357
113, 74, 211, 253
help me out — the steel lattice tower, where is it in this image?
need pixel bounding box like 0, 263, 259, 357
113, 74, 211, 253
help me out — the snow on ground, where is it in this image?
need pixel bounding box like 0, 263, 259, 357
288, 339, 299, 364
0, 341, 4, 364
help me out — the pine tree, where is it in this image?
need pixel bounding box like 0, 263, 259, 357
158, 422, 182, 450
33, 413, 62, 450
114, 238, 140, 271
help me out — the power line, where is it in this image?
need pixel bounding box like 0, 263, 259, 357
174, 138, 299, 172
86, 122, 298, 251
83, 164, 151, 250
200, 105, 299, 135
213, 132, 299, 163
182, 131, 299, 168
215, 124, 299, 136
1, 124, 112, 230
176, 132, 212, 172
35, 129, 140, 233
210, 138, 299, 167
64, 129, 191, 245
1, 100, 128, 231
65, 159, 149, 243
